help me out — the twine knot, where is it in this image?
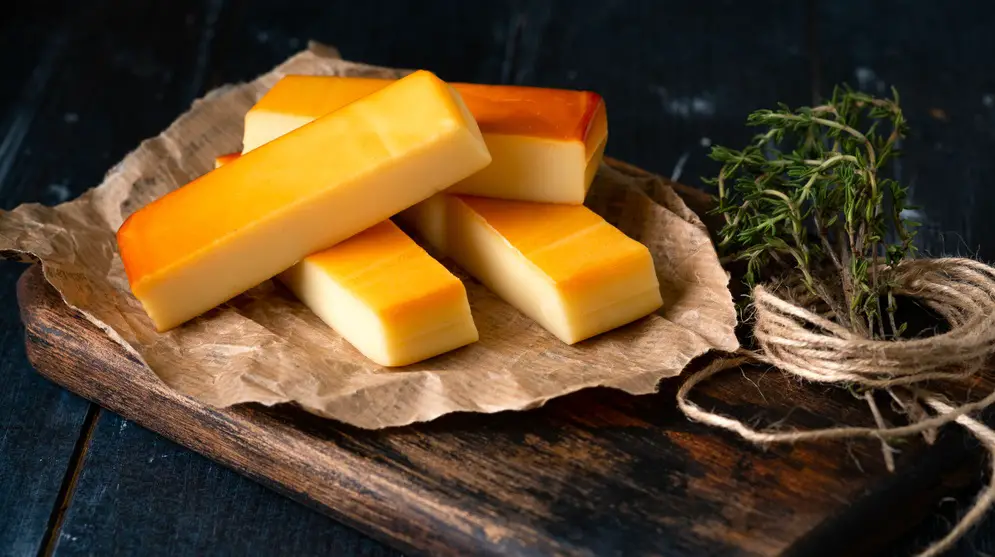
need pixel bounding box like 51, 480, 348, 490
678, 258, 995, 557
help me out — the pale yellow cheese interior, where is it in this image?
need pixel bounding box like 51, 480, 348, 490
279, 221, 478, 367
445, 134, 597, 203
399, 196, 663, 344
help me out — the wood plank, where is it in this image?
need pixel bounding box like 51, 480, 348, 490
0, 0, 223, 209
203, 0, 519, 91
0, 262, 90, 557
51, 411, 402, 557
0, 2, 93, 555
814, 3, 995, 554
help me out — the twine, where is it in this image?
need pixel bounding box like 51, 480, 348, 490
677, 258, 995, 557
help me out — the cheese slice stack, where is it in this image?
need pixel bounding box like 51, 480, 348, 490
117, 70, 491, 331
400, 195, 663, 344
213, 153, 478, 366
244, 75, 607, 204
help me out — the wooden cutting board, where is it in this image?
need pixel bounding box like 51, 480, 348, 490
15, 185, 986, 556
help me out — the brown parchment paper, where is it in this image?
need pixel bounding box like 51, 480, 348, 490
0, 44, 738, 429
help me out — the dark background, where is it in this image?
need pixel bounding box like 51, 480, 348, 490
2, 1, 994, 555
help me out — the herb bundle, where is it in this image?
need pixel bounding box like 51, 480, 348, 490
706, 85, 913, 338
681, 86, 995, 557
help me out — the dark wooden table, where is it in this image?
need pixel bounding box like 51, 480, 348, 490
2, 1, 995, 555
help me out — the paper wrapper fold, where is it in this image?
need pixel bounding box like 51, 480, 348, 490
0, 45, 738, 429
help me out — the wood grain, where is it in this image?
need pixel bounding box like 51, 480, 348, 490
0, 1, 93, 554
17, 259, 987, 557
53, 411, 401, 557
0, 263, 91, 557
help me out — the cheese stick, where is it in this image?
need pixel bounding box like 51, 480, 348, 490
243, 75, 607, 204
400, 195, 662, 344
279, 219, 478, 366
117, 70, 490, 331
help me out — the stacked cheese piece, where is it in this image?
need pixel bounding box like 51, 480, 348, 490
118, 70, 663, 367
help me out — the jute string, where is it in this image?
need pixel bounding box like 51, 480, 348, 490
677, 258, 995, 557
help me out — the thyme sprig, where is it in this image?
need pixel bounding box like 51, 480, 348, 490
706, 85, 915, 339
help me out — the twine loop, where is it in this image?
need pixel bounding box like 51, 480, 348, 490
678, 258, 995, 557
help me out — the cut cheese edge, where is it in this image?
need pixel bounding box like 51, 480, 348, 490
214, 153, 241, 168
213, 152, 478, 366
279, 220, 478, 367
444, 83, 607, 203
244, 75, 607, 204
400, 195, 663, 344
117, 70, 491, 331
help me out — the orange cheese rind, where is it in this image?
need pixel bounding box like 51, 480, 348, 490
247, 76, 606, 145
118, 69, 490, 331
447, 83, 606, 147
213, 153, 241, 168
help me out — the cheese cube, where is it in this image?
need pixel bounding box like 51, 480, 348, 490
243, 75, 607, 204
117, 70, 491, 331
212, 153, 478, 366
400, 196, 663, 344
280, 220, 478, 366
